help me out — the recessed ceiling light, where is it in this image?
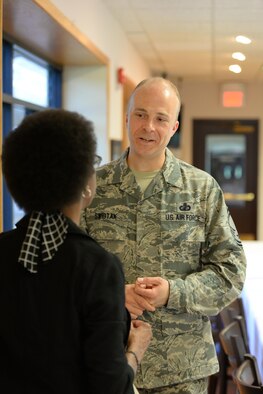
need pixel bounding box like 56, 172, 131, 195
236, 35, 252, 44
232, 52, 246, 61
229, 64, 242, 73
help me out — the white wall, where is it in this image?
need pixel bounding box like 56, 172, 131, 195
51, 0, 150, 141
63, 65, 109, 162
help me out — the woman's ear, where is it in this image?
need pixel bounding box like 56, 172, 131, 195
81, 186, 92, 199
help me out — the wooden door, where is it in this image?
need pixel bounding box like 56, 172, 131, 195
193, 119, 258, 240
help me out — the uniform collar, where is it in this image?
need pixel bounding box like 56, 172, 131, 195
162, 148, 183, 189
96, 147, 184, 192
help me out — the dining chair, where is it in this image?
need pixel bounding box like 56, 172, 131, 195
230, 298, 246, 320
235, 315, 250, 352
219, 319, 248, 369
219, 320, 249, 394
235, 354, 263, 393
220, 306, 238, 327
220, 299, 249, 353
208, 314, 231, 394
209, 302, 249, 394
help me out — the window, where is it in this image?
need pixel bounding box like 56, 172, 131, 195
2, 39, 62, 230
13, 46, 49, 106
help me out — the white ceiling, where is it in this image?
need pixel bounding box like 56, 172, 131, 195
101, 0, 263, 83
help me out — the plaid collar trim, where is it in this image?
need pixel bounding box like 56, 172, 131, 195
18, 211, 68, 274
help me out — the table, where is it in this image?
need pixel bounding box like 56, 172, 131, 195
241, 241, 263, 381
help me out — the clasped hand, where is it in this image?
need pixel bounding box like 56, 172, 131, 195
125, 277, 169, 319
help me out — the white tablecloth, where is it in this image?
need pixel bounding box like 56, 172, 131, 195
241, 241, 263, 380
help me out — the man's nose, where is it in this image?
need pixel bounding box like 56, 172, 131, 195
143, 118, 155, 131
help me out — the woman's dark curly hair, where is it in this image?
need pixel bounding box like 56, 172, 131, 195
2, 109, 97, 212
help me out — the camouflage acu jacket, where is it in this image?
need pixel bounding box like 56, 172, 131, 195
81, 148, 246, 389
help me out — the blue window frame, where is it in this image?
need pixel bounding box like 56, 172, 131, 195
2, 39, 62, 231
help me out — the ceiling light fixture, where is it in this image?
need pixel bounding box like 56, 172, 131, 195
236, 35, 252, 44
229, 64, 242, 74
232, 52, 246, 61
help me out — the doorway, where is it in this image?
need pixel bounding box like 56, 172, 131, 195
193, 119, 258, 240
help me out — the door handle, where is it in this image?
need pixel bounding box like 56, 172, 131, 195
223, 192, 255, 202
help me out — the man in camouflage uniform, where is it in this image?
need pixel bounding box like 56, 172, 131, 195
81, 77, 246, 394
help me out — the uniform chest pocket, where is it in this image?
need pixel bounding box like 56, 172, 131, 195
161, 215, 206, 274
88, 213, 129, 256
161, 215, 205, 242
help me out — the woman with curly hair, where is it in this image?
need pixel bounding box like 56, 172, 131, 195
0, 109, 151, 394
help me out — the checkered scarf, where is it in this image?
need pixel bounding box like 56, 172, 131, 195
18, 211, 68, 273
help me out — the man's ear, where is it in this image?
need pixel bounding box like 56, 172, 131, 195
171, 120, 179, 137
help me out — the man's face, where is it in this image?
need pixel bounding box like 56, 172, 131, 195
126, 81, 179, 162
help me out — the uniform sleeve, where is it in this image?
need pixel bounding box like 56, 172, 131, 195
167, 178, 247, 316
78, 249, 134, 394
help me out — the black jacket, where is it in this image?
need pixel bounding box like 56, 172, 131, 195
0, 215, 134, 394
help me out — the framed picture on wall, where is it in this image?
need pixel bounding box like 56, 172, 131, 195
111, 140, 122, 161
